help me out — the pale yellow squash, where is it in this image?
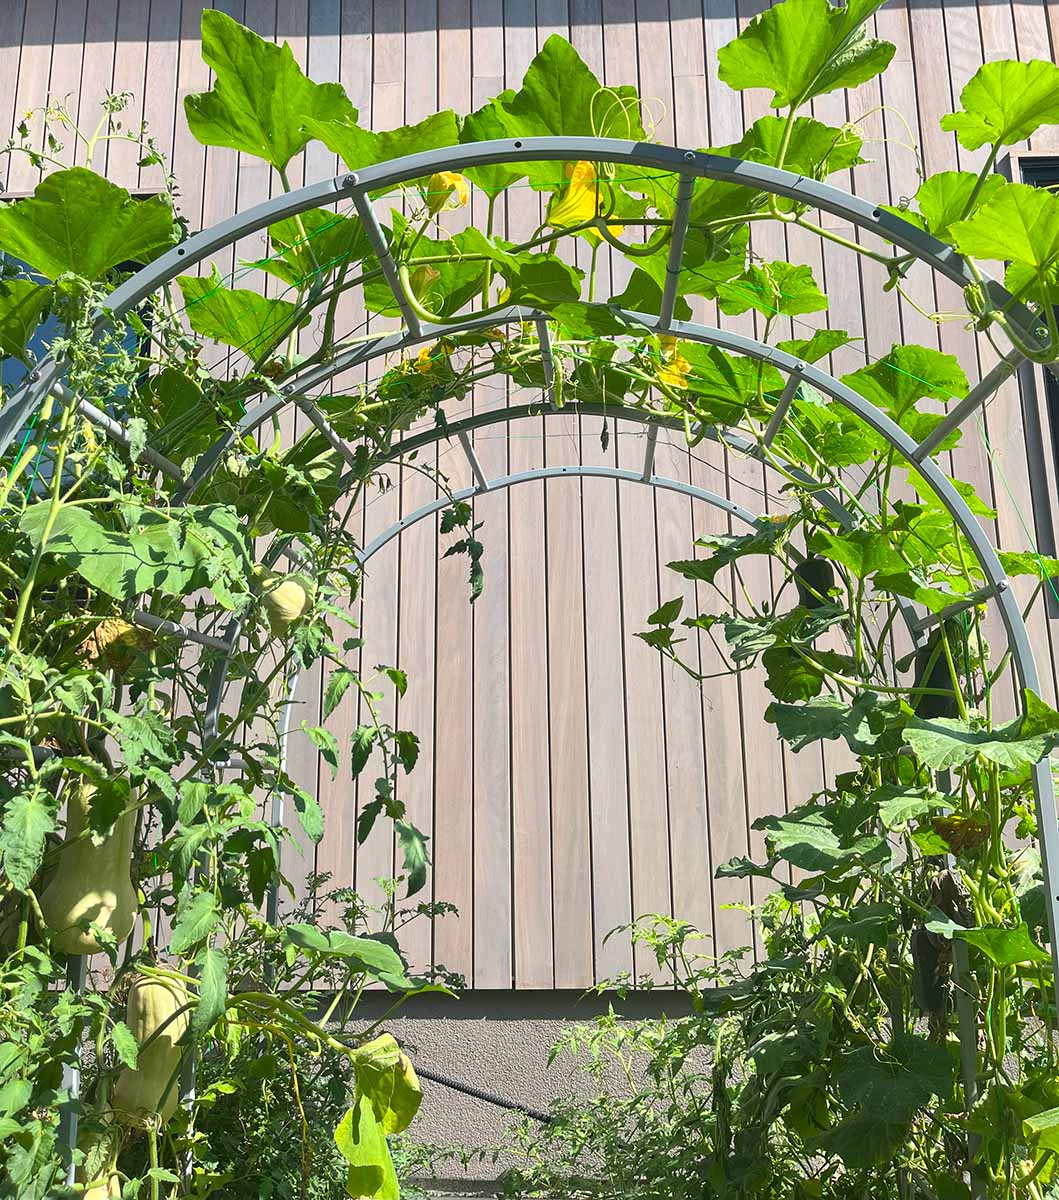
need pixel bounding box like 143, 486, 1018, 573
111, 975, 191, 1125
39, 784, 137, 956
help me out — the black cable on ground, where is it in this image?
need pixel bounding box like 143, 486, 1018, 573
415, 1065, 553, 1124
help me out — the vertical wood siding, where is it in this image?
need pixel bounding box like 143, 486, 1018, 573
5, 0, 1059, 987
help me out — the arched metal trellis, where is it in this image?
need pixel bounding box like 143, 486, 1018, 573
5, 139, 1058, 1185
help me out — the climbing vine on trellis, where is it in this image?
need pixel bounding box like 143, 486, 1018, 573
3, 2, 1059, 1197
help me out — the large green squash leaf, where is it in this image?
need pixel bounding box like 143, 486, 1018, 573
717, 261, 827, 318
18, 502, 249, 604
178, 267, 306, 360
459, 93, 525, 194
364, 213, 484, 320
716, 0, 895, 109
926, 917, 1050, 966
184, 9, 356, 171
842, 344, 967, 420
903, 689, 1059, 771
913, 171, 1006, 241
303, 111, 460, 181
950, 182, 1059, 272
334, 1095, 399, 1200
457, 228, 583, 308
258, 209, 370, 288
485, 35, 645, 187
732, 114, 865, 176
835, 1034, 954, 1121
941, 59, 1059, 151
0, 169, 177, 281
0, 279, 50, 363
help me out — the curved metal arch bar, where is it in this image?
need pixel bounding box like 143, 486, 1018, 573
1, 136, 1047, 461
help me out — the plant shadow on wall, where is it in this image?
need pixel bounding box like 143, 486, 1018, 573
2, 0, 1059, 1198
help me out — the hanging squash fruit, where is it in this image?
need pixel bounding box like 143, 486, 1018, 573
792, 556, 836, 610
252, 564, 314, 636
111, 975, 191, 1126
39, 783, 137, 956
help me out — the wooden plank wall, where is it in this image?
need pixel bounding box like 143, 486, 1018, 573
4, 0, 1059, 988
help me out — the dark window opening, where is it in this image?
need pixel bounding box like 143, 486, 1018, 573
1014, 156, 1059, 611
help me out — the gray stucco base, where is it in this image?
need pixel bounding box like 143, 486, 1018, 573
342, 990, 693, 1194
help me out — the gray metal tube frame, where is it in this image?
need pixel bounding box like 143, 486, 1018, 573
1, 135, 1049, 462
3, 137, 1056, 1146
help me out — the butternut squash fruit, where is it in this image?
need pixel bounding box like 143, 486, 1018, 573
39, 783, 137, 956
111, 975, 191, 1125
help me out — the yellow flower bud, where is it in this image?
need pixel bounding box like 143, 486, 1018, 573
426, 171, 469, 214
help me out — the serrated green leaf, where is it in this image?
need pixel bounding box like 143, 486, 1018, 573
324, 667, 357, 721
667, 525, 785, 587
904, 689, 1059, 771
184, 9, 356, 171
302, 722, 340, 778
716, 0, 895, 109
841, 343, 967, 422
926, 917, 1050, 965
111, 1020, 139, 1069
913, 171, 1006, 241
170, 890, 220, 955
0, 786, 57, 892
459, 94, 525, 194
193, 947, 229, 1035
303, 110, 459, 180
0, 168, 177, 281
458, 229, 583, 309
259, 209, 370, 288
19, 502, 249, 604
777, 328, 855, 364
351, 726, 376, 778
717, 261, 827, 319
396, 820, 429, 897
836, 1033, 954, 1120
484, 35, 645, 188
940, 59, 1059, 151
808, 529, 905, 579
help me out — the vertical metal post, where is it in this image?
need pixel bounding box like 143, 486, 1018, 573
658, 170, 695, 330
347, 175, 423, 337
58, 956, 87, 1184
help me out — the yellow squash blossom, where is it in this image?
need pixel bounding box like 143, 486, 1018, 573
656, 335, 690, 390
426, 171, 470, 214
547, 161, 623, 241
414, 340, 453, 375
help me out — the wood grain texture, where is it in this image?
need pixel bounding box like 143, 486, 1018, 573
8, 0, 1059, 988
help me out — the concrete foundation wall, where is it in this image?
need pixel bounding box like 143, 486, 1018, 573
346, 990, 693, 1192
